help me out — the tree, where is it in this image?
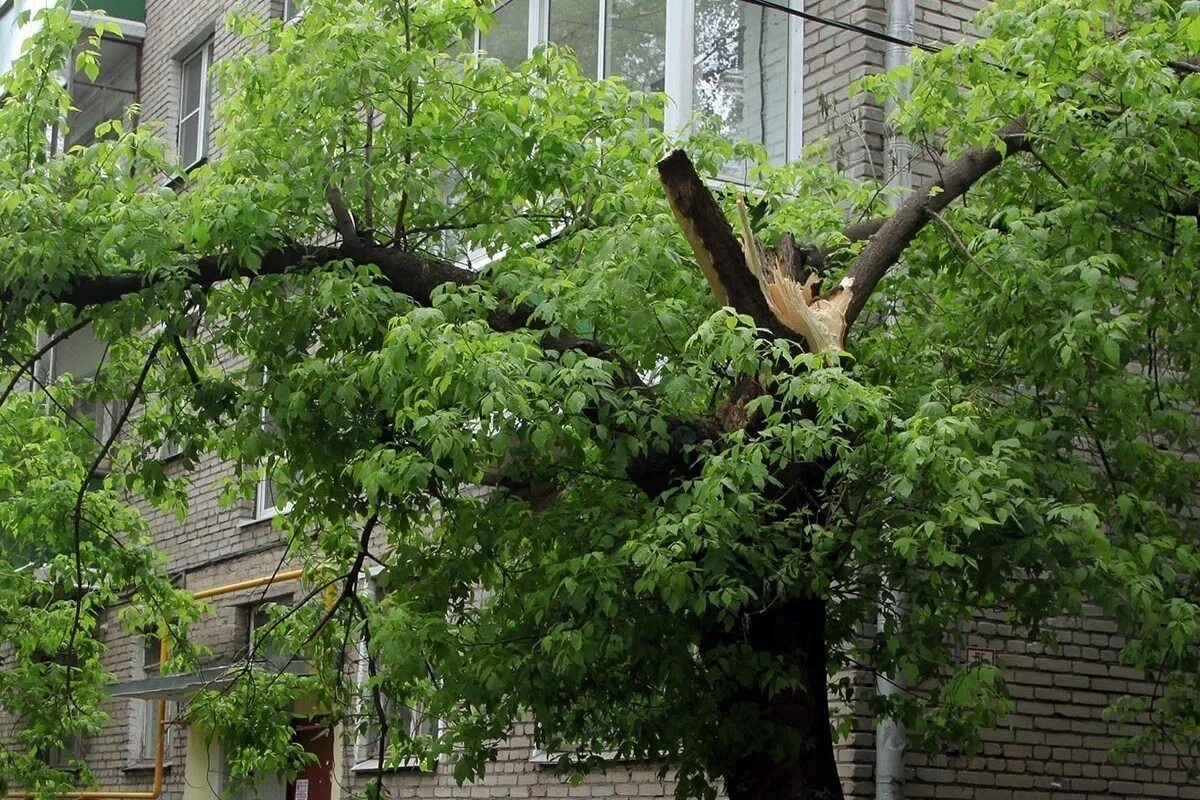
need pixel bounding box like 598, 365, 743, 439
0, 1, 1197, 799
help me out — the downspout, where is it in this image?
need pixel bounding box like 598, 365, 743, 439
883, 0, 915, 194
877, 0, 914, 797
874, 600, 907, 800
6, 568, 306, 799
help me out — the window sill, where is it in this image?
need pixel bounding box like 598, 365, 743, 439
124, 762, 173, 773
165, 158, 208, 191
529, 748, 634, 766
236, 508, 288, 529
349, 758, 431, 774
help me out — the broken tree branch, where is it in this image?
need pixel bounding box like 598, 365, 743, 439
658, 117, 1031, 348
657, 150, 787, 337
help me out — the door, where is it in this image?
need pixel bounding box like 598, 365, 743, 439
287, 720, 334, 800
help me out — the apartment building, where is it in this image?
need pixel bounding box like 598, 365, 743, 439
3, 0, 1197, 798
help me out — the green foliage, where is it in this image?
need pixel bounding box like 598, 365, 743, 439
0, 0, 1197, 796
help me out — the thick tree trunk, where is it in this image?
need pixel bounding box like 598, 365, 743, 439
718, 597, 844, 800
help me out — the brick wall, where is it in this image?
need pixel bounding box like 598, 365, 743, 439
801, 0, 888, 181
897, 609, 1197, 799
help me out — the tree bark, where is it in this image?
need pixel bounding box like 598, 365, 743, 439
713, 596, 845, 800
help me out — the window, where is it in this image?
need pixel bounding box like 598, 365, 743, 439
131, 634, 169, 766
256, 374, 292, 519
352, 576, 438, 772
65, 36, 141, 150
353, 691, 438, 771
34, 325, 119, 443
282, 0, 302, 22
245, 599, 292, 668
43, 733, 85, 772
178, 41, 212, 168
545, 0, 666, 91
478, 1, 804, 167
0, 2, 19, 76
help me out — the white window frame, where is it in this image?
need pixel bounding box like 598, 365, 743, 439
255, 369, 293, 520
255, 473, 287, 520
178, 40, 212, 169
282, 0, 303, 23
350, 571, 439, 773
481, 1, 804, 161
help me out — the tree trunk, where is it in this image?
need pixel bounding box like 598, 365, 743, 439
718, 596, 845, 800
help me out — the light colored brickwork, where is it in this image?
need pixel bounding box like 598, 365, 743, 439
801, 0, 889, 181
897, 609, 1198, 798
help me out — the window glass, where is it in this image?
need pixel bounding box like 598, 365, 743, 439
604, 0, 665, 92
548, 0, 598, 78
179, 42, 211, 167
357, 694, 437, 764
283, 0, 302, 21
181, 50, 204, 119
66, 37, 140, 149
479, 0, 529, 68
694, 0, 790, 164
134, 635, 165, 764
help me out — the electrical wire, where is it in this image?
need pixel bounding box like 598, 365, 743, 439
736, 0, 943, 54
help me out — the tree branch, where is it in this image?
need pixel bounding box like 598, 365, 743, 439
832, 117, 1030, 331
326, 182, 360, 245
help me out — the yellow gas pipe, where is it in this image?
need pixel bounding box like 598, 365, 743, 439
7, 568, 306, 799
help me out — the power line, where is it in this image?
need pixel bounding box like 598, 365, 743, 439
736, 0, 943, 54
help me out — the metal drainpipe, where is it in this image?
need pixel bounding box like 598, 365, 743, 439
875, 596, 907, 800
878, 0, 914, 796
883, 0, 915, 195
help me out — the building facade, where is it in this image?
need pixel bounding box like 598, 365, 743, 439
2, 0, 1197, 798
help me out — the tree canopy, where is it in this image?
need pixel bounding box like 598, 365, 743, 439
0, 1, 1197, 798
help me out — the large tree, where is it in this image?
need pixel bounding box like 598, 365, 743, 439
0, 1, 1198, 798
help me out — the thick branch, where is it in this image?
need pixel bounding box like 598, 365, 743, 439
40, 243, 464, 311
325, 182, 359, 244
657, 150, 788, 337
831, 117, 1030, 330
34, 241, 644, 391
